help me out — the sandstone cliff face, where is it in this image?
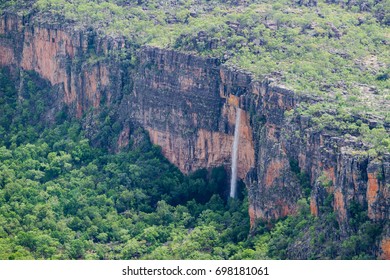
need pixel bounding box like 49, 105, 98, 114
244, 80, 389, 257
0, 12, 255, 178
123, 47, 255, 177
0, 13, 116, 117
0, 13, 388, 258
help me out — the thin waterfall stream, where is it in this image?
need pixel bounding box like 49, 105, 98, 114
230, 108, 241, 198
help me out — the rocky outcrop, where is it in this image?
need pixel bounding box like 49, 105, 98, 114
0, 12, 388, 258
0, 13, 118, 117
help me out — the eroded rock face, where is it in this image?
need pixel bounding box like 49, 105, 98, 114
0, 15, 19, 65
0, 13, 115, 117
216, 66, 389, 254
0, 12, 388, 258
121, 47, 255, 176
0, 13, 256, 178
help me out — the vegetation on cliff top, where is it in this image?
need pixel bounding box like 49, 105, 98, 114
2, 1, 389, 101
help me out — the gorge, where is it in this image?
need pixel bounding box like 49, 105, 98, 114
0, 1, 389, 260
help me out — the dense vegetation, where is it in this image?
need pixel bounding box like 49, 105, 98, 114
0, 67, 384, 260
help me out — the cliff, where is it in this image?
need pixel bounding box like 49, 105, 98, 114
0, 12, 388, 258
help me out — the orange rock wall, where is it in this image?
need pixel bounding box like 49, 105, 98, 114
0, 45, 15, 65
0, 14, 111, 117
0, 15, 256, 180
334, 189, 347, 222
131, 48, 255, 177
380, 239, 390, 260
367, 172, 380, 219
143, 94, 255, 178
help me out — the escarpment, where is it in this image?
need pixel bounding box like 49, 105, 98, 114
0, 12, 388, 258
124, 47, 255, 177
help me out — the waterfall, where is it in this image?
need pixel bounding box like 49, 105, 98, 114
230, 108, 241, 198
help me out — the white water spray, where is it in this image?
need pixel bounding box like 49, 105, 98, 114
230, 108, 241, 198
